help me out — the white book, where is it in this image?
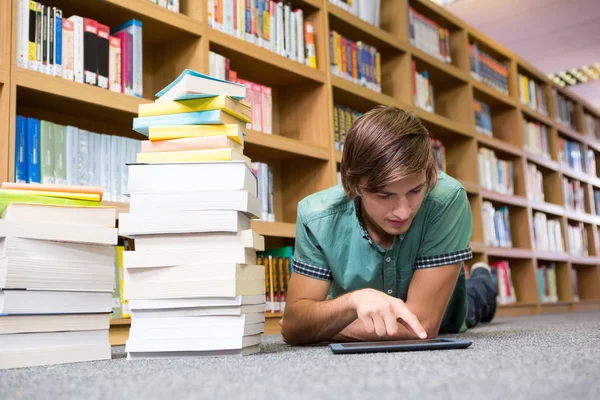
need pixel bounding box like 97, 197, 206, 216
130, 304, 266, 319
129, 190, 261, 217
124, 278, 265, 299
65, 126, 79, 185
123, 247, 258, 268
127, 161, 257, 198
2, 203, 116, 227
0, 220, 118, 245
127, 345, 260, 359
131, 313, 264, 327
129, 322, 264, 341
0, 290, 112, 314
295, 9, 305, 64
68, 16, 84, 83
99, 134, 112, 202
125, 333, 261, 353
0, 330, 110, 370
16, 0, 29, 69
61, 17, 74, 80
128, 294, 266, 310
118, 210, 252, 236
0, 313, 109, 335
1, 236, 114, 263
133, 229, 265, 252
124, 263, 264, 284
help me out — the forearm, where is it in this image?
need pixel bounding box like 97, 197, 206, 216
281, 292, 357, 345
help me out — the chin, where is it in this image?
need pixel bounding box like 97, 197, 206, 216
384, 220, 411, 235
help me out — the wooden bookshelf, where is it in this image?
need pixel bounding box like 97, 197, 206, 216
2, 0, 600, 341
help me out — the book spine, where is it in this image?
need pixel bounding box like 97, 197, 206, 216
109, 36, 122, 93
65, 126, 79, 186
54, 8, 62, 77
17, 0, 29, 68
40, 121, 55, 184
15, 116, 28, 183
61, 18, 74, 80
27, 1, 37, 70
83, 18, 98, 85
26, 117, 41, 183
261, 85, 272, 134
35, 3, 42, 71
69, 16, 84, 83
97, 24, 110, 89
53, 124, 67, 185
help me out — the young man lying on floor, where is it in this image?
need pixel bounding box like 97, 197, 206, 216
280, 106, 497, 345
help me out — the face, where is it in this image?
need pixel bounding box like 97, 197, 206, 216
360, 172, 428, 238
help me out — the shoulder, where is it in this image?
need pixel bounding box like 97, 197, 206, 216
297, 184, 354, 224
423, 171, 468, 211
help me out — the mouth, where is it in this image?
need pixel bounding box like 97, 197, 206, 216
387, 218, 408, 227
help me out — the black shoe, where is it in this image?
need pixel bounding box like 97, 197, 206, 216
467, 262, 498, 325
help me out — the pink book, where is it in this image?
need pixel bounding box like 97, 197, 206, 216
111, 31, 133, 95
251, 83, 263, 132
141, 136, 242, 153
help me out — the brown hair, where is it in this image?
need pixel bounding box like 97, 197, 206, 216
340, 105, 438, 199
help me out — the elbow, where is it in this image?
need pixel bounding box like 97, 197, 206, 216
280, 317, 305, 346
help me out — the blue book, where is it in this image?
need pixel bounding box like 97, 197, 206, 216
54, 9, 62, 76
155, 69, 246, 102
26, 117, 41, 183
14, 116, 28, 183
133, 109, 245, 136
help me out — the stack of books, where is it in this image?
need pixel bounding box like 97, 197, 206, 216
0, 183, 117, 370
119, 69, 267, 359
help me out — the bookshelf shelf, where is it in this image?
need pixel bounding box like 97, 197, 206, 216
471, 78, 518, 109
327, 3, 408, 53
521, 106, 553, 128
476, 133, 522, 157
569, 255, 600, 266
470, 241, 485, 253
410, 46, 469, 84
110, 318, 131, 326
564, 210, 599, 226
529, 201, 564, 217
485, 247, 534, 259
412, 108, 474, 139
459, 180, 479, 195
15, 68, 150, 116
335, 151, 343, 164
480, 189, 528, 208
535, 251, 570, 263
497, 302, 539, 317
331, 75, 398, 110
244, 130, 331, 161
207, 28, 326, 86
525, 152, 559, 172
251, 221, 296, 238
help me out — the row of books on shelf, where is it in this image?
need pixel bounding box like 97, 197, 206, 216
208, 0, 317, 69
469, 41, 509, 96
412, 61, 435, 113
584, 112, 599, 139
257, 250, 292, 313
533, 212, 564, 253
474, 99, 492, 136
329, 30, 382, 93
147, 0, 180, 13
525, 163, 544, 203
332, 104, 361, 151
252, 162, 276, 222
14, 116, 140, 203
16, 1, 142, 97
518, 73, 549, 117
408, 6, 452, 64
481, 201, 511, 248
328, 0, 381, 27
558, 137, 595, 175
478, 147, 514, 195
209, 51, 273, 134
524, 121, 551, 159
563, 177, 586, 213
552, 88, 577, 130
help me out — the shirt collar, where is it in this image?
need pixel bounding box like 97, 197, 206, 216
353, 198, 375, 245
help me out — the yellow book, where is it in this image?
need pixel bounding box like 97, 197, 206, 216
0, 188, 101, 202
136, 147, 251, 167
138, 95, 251, 122
148, 124, 245, 144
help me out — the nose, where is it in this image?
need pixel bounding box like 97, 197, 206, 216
392, 196, 411, 220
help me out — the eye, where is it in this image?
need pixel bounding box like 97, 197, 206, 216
410, 186, 424, 194
377, 194, 390, 199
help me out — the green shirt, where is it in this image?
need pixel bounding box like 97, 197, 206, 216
292, 171, 473, 334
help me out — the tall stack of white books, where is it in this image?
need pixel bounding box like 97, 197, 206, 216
118, 70, 267, 359
0, 187, 117, 370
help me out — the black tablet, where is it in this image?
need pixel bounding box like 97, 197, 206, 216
329, 338, 472, 354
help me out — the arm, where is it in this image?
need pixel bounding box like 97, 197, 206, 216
331, 261, 461, 341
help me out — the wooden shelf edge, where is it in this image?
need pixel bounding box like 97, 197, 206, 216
331, 74, 398, 108
471, 78, 518, 108
412, 108, 474, 139
535, 251, 569, 262
244, 130, 330, 160
327, 3, 407, 52
564, 209, 600, 225
529, 201, 565, 216
0, 67, 6, 84
569, 255, 600, 266
459, 180, 479, 195
265, 311, 284, 319
208, 28, 326, 84
105, 0, 202, 37
16, 67, 150, 114
110, 318, 131, 326
301, 0, 322, 9
485, 246, 534, 259
335, 150, 343, 164
521, 105, 553, 127
410, 46, 469, 83
476, 133, 522, 157
498, 302, 539, 309
480, 189, 528, 207
470, 241, 485, 253
540, 301, 573, 307
524, 151, 559, 172
251, 220, 296, 238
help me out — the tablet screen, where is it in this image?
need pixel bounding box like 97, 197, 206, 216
338, 339, 449, 347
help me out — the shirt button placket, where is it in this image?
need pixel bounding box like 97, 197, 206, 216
384, 253, 395, 296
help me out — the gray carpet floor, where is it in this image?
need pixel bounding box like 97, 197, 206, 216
1, 311, 600, 400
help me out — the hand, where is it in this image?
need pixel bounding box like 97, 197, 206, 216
350, 289, 427, 339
